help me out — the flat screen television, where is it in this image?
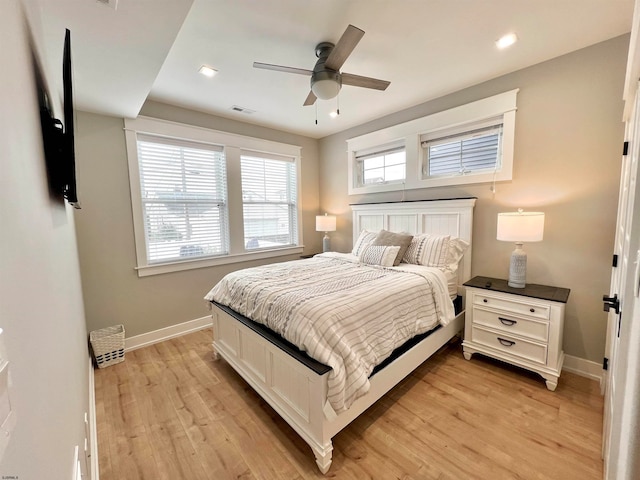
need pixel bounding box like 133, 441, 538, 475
35, 28, 80, 209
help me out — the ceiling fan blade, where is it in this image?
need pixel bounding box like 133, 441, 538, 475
325, 24, 365, 71
253, 62, 313, 76
303, 90, 317, 106
341, 72, 390, 91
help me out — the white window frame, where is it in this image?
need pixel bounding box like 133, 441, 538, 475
347, 89, 518, 194
421, 117, 504, 179
125, 116, 303, 277
354, 141, 406, 188
240, 149, 299, 251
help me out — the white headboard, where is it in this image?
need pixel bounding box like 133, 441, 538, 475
351, 199, 476, 286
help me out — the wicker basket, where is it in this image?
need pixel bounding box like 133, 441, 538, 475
90, 325, 125, 368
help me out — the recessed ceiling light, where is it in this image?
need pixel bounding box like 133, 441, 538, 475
496, 33, 518, 49
198, 65, 218, 77
329, 111, 338, 118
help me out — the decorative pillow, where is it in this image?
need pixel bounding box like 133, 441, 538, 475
352, 230, 378, 256
359, 245, 400, 267
371, 230, 413, 266
403, 233, 450, 267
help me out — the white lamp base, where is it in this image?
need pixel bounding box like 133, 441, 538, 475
508, 243, 527, 288
322, 233, 331, 253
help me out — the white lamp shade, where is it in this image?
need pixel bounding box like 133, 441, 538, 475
311, 79, 341, 100
316, 214, 336, 232
497, 211, 545, 242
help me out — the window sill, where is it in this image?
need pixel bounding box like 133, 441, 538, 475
135, 246, 304, 277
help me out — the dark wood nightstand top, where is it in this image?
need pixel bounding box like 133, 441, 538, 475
463, 276, 570, 304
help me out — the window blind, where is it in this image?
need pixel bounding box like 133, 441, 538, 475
422, 124, 503, 177
240, 152, 298, 250
136, 134, 228, 264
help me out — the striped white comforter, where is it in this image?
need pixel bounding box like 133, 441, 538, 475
204, 252, 454, 413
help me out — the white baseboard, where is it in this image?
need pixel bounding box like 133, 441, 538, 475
88, 356, 99, 480
124, 316, 212, 352
563, 354, 604, 386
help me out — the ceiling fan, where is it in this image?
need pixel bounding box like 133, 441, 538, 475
253, 24, 390, 106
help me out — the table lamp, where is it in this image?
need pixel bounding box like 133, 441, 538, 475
497, 209, 545, 288
316, 213, 336, 252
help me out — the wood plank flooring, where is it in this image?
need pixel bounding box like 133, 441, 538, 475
94, 329, 603, 479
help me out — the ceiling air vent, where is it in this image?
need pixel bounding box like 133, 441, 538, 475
230, 105, 255, 115
95, 0, 118, 10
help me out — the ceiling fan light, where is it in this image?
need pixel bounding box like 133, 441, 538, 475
311, 71, 341, 100
312, 79, 340, 99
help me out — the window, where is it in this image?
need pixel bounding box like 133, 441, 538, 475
136, 134, 228, 264
422, 123, 503, 178
241, 151, 298, 250
347, 89, 518, 194
355, 144, 406, 186
125, 117, 302, 276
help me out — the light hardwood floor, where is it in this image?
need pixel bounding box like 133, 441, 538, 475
95, 329, 603, 480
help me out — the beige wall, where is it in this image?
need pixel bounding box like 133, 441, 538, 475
0, 0, 91, 478
74, 102, 320, 337
318, 35, 629, 363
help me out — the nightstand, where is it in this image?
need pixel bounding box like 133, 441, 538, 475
462, 276, 570, 391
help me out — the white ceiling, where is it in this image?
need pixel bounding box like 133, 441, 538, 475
31, 0, 634, 139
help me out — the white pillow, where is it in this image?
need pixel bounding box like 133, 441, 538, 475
352, 230, 378, 256
444, 237, 470, 271
359, 245, 400, 267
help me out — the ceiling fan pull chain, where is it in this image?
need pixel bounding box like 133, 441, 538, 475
315, 102, 318, 125
337, 93, 340, 116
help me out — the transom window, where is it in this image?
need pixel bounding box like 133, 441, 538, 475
355, 144, 406, 187
422, 123, 503, 178
347, 89, 518, 194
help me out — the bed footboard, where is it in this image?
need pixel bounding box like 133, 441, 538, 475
211, 304, 335, 473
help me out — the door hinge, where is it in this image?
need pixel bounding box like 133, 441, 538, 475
603, 357, 609, 370
612, 254, 618, 267
623, 141, 629, 156
603, 294, 621, 314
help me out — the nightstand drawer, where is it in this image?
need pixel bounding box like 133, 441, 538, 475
472, 307, 549, 342
472, 292, 550, 320
472, 326, 547, 365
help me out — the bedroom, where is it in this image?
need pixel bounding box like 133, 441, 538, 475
1, 0, 639, 479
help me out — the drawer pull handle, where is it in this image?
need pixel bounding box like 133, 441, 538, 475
530, 308, 535, 313
483, 298, 488, 303
499, 317, 517, 326
498, 337, 516, 347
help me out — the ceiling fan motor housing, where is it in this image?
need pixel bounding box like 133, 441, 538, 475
311, 42, 342, 99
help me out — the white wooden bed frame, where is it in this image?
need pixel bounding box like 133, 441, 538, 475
210, 199, 476, 474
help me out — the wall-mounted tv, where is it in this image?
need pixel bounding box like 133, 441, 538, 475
35, 28, 80, 209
